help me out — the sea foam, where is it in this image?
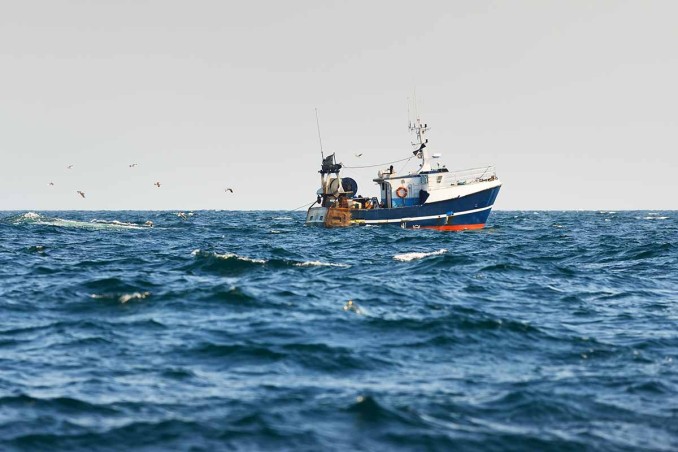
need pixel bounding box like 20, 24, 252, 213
393, 249, 448, 262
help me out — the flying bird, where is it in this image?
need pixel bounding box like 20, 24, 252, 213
129, 163, 138, 168
77, 190, 86, 198
67, 164, 74, 169
225, 188, 234, 193
354, 153, 363, 157
48, 182, 55, 186
154, 182, 161, 188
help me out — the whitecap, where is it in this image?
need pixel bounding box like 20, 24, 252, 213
215, 253, 267, 264
272, 216, 293, 220
90, 219, 149, 229
393, 249, 447, 262
294, 261, 350, 268
23, 212, 42, 220
191, 249, 267, 264
90, 291, 151, 303
13, 212, 151, 230
644, 216, 668, 220
118, 292, 151, 303
6, 212, 45, 224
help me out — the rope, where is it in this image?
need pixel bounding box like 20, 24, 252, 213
342, 155, 413, 169
477, 165, 492, 180
291, 200, 317, 211
396, 156, 415, 175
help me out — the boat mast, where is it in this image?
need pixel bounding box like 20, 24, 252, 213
315, 108, 324, 161
409, 95, 432, 172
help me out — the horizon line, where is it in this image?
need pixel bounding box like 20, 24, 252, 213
1, 208, 676, 212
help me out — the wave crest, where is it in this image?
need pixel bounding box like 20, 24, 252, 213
90, 291, 151, 304
3, 212, 153, 230
191, 249, 350, 270
294, 260, 350, 268
191, 249, 266, 264
393, 249, 447, 262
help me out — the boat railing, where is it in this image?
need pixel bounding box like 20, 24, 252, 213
428, 165, 497, 189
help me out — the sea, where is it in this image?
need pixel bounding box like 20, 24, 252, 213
0, 210, 676, 451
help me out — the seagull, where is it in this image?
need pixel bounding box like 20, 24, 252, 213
343, 300, 362, 314
77, 190, 86, 198
48, 182, 55, 186
225, 188, 234, 193
154, 182, 161, 188
67, 164, 74, 169
129, 163, 138, 168
354, 153, 363, 157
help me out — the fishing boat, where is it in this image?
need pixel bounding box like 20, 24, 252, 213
305, 117, 501, 230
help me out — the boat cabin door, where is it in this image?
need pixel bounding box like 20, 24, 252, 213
381, 182, 392, 208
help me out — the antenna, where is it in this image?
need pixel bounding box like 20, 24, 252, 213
414, 88, 419, 122
315, 108, 324, 161
407, 97, 411, 128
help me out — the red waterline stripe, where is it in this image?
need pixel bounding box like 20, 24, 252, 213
419, 223, 485, 231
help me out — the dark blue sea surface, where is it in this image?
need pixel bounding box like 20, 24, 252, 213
0, 210, 676, 451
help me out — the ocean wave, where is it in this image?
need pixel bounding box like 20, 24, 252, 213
2, 210, 676, 451
294, 260, 350, 268
90, 219, 153, 229
191, 249, 350, 269
191, 249, 266, 264
347, 395, 420, 427
1, 211, 46, 224
4, 212, 153, 230
0, 394, 118, 415
21, 211, 41, 220
90, 291, 151, 304
393, 249, 447, 262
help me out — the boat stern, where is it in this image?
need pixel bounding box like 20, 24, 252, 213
305, 206, 354, 227
305, 207, 328, 226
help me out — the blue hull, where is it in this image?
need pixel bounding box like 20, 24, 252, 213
352, 185, 501, 228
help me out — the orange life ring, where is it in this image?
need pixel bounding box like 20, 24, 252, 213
396, 186, 408, 198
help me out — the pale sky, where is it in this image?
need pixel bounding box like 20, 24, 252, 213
1, 0, 676, 210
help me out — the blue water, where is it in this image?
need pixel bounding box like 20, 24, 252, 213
0, 210, 676, 451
